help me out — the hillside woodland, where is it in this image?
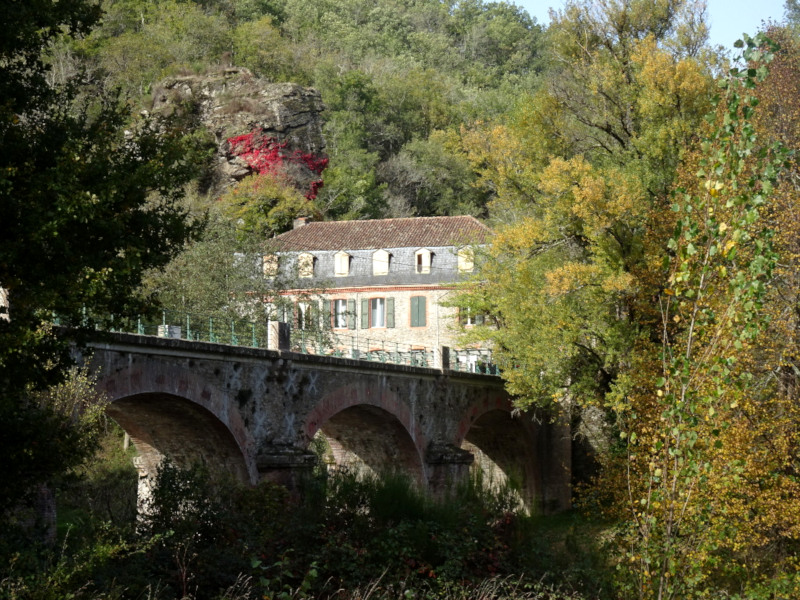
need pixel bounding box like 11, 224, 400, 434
3, 0, 800, 598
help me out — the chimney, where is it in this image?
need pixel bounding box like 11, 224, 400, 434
293, 216, 312, 229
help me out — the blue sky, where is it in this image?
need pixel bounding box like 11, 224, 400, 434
514, 0, 788, 50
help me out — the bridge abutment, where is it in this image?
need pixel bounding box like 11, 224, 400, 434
256, 445, 318, 489
425, 442, 474, 496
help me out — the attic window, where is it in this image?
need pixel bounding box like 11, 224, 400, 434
415, 248, 432, 274
263, 254, 278, 278
373, 249, 390, 276
298, 253, 315, 278
457, 247, 474, 273
334, 251, 351, 277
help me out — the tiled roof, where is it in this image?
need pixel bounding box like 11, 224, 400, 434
270, 216, 491, 251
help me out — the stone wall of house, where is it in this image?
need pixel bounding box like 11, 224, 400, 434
330, 287, 459, 349
288, 287, 467, 362
276, 242, 481, 360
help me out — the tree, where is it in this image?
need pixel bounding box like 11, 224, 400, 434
787, 0, 800, 26
141, 206, 299, 322
377, 131, 488, 217
0, 0, 204, 512
607, 33, 798, 598
77, 0, 233, 97
456, 0, 718, 409
218, 173, 319, 236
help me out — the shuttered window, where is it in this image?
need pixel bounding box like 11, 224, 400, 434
347, 299, 356, 329
372, 249, 390, 275
334, 251, 350, 276
360, 297, 394, 328
332, 299, 348, 328
263, 254, 278, 278
298, 253, 315, 278
410, 296, 427, 327
457, 247, 474, 273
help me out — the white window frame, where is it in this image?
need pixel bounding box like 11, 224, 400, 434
370, 297, 386, 328
334, 251, 350, 277
372, 249, 390, 276
461, 308, 485, 327
297, 301, 313, 330
298, 253, 315, 278
333, 298, 348, 329
415, 248, 432, 274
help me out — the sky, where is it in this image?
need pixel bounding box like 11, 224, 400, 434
514, 0, 788, 50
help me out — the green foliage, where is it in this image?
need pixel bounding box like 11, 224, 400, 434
78, 0, 233, 96
454, 0, 719, 411
232, 16, 300, 83
615, 32, 793, 599
53, 0, 547, 219
58, 424, 139, 532
787, 0, 800, 27
140, 209, 297, 323
0, 0, 205, 514
217, 173, 317, 236
1, 444, 609, 599
378, 132, 488, 217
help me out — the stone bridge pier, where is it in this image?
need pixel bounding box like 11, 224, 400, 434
86, 333, 571, 514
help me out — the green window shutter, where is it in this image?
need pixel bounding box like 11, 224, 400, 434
347, 299, 356, 329
411, 296, 427, 327
361, 298, 369, 329
322, 300, 331, 328
387, 297, 395, 328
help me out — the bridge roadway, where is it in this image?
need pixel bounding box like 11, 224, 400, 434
84, 331, 572, 513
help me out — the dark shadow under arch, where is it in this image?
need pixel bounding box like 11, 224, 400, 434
461, 409, 542, 513
312, 404, 424, 483
107, 392, 250, 484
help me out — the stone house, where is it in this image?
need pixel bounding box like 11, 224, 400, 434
268, 215, 491, 366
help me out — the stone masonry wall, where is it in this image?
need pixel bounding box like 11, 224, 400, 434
87, 332, 571, 513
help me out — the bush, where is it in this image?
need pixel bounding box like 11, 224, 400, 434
3, 443, 610, 600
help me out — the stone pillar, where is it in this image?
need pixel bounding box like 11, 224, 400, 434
425, 442, 473, 496
133, 454, 159, 516
267, 321, 290, 351
256, 444, 318, 490
437, 346, 450, 371
541, 403, 573, 513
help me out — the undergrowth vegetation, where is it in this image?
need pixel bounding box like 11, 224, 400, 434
0, 428, 610, 600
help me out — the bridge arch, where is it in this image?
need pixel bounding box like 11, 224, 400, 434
455, 397, 543, 513
304, 379, 426, 483
96, 363, 257, 484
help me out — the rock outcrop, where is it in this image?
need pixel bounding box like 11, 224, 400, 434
151, 68, 326, 194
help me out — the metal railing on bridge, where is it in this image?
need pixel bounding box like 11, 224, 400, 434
70, 309, 498, 374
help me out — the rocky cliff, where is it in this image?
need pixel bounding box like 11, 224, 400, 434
151, 68, 326, 195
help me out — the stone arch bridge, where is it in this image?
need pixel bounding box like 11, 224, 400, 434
85, 332, 571, 513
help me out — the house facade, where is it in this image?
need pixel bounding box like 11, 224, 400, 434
268, 216, 491, 365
